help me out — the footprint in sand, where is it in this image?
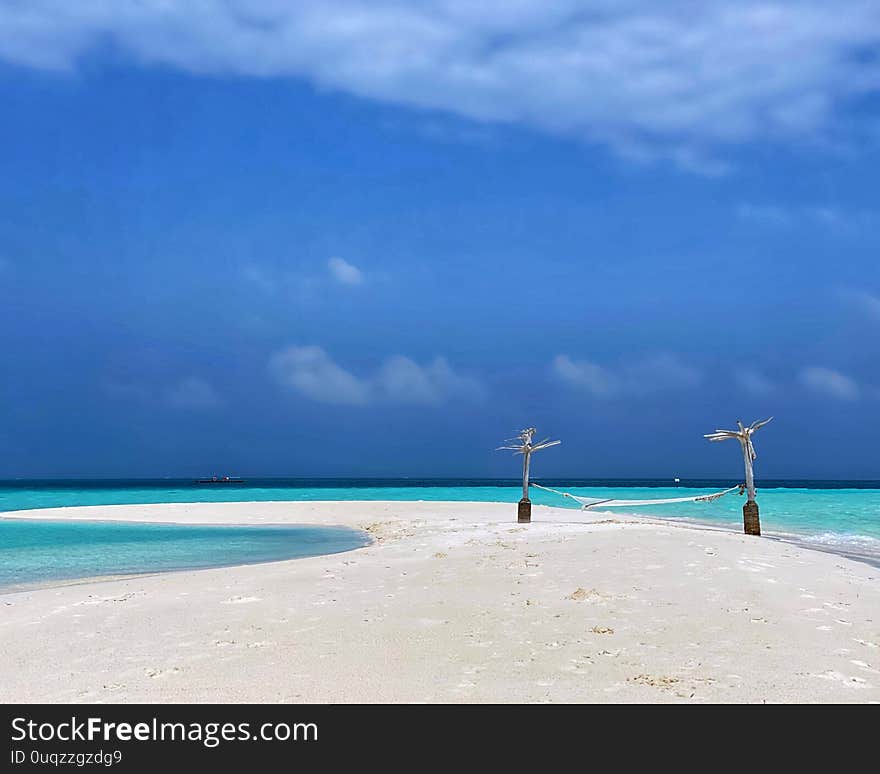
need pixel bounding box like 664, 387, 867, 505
810, 670, 867, 687
75, 593, 138, 606
851, 660, 880, 675
145, 667, 181, 679
737, 559, 772, 573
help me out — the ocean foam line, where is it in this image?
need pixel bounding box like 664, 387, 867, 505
800, 531, 880, 547
628, 511, 880, 566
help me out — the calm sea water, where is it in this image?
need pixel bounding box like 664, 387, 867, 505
1, 479, 878, 581
0, 520, 369, 592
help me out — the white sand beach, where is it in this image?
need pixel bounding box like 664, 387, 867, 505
1, 501, 878, 703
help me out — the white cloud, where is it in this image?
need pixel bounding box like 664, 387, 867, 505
269, 345, 371, 405
270, 345, 484, 405
163, 377, 224, 410
242, 259, 364, 298
327, 257, 364, 285
736, 368, 776, 396
377, 355, 485, 404
800, 366, 859, 401
2, 2, 880, 167
551, 355, 617, 398
553, 352, 701, 397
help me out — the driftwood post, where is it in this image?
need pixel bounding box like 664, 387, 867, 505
497, 428, 561, 523
704, 418, 772, 536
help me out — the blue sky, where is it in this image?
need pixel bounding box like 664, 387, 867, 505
0, 1, 878, 479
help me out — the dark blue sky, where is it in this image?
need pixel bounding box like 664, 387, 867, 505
1, 3, 878, 479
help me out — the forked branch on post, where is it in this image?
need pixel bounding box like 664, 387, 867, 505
704, 417, 772, 503
497, 427, 561, 503
704, 417, 772, 536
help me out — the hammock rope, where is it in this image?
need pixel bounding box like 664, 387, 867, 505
530, 482, 744, 510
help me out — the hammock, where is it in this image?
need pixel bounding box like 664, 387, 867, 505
531, 482, 743, 510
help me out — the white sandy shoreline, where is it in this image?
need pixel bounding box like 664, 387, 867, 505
1, 500, 878, 703
4, 498, 876, 571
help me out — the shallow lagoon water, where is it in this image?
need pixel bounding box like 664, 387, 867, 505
0, 519, 369, 591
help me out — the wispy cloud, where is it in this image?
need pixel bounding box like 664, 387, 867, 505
736, 369, 776, 396
841, 289, 880, 321
736, 203, 870, 231
269, 346, 371, 405
808, 206, 854, 231
551, 356, 618, 398
241, 263, 277, 295
552, 353, 701, 398
105, 376, 224, 410
3, 2, 880, 168
242, 257, 365, 298
735, 203, 793, 227
270, 345, 484, 405
377, 355, 485, 404
163, 377, 224, 410
799, 366, 860, 401
327, 257, 364, 286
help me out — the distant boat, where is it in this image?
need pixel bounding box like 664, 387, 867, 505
196, 476, 245, 484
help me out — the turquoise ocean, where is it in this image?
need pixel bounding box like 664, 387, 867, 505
1, 478, 878, 589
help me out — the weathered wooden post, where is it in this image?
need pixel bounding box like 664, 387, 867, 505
497, 428, 561, 523
704, 418, 772, 536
